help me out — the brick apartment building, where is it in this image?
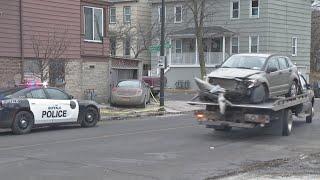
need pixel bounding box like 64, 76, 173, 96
0, 0, 142, 102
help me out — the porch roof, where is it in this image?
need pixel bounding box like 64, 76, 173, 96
170, 26, 234, 37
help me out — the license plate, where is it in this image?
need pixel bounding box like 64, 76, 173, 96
121, 97, 130, 101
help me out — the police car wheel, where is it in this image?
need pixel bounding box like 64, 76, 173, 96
81, 107, 98, 128
12, 111, 34, 135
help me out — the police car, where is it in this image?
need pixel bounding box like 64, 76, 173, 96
0, 83, 100, 134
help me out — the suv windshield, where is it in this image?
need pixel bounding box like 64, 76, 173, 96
221, 55, 267, 70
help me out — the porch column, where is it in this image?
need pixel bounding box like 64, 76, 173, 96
195, 38, 199, 64
168, 38, 172, 67
222, 36, 226, 62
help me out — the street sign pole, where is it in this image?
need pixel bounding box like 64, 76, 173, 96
160, 0, 165, 108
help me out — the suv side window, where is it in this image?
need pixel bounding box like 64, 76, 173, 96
286, 57, 294, 67
267, 57, 280, 71
46, 88, 70, 100
26, 89, 47, 99
278, 57, 289, 70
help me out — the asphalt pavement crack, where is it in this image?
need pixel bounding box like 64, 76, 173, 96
205, 152, 320, 179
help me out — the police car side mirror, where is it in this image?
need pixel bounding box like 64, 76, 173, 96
69, 95, 74, 99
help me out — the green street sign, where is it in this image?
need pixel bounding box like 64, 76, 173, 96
149, 43, 172, 53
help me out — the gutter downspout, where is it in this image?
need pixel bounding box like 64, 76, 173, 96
19, 0, 24, 83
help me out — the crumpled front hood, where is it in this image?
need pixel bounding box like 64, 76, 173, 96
207, 68, 262, 79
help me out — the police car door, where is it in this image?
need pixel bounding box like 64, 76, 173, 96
43, 88, 79, 123
26, 88, 52, 124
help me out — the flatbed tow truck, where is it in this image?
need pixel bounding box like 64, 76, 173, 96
188, 93, 314, 136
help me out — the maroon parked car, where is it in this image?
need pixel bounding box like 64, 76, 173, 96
142, 76, 167, 96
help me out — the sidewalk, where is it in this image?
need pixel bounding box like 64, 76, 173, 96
99, 100, 204, 120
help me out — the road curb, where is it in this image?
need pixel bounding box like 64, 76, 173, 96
100, 109, 195, 121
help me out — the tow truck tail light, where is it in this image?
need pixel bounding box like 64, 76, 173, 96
195, 111, 206, 121
112, 87, 117, 92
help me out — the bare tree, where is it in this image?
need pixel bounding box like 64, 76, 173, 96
110, 21, 161, 59
184, 0, 215, 79
30, 27, 71, 87
311, 8, 320, 71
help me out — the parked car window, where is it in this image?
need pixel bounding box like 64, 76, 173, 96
26, 89, 47, 99
221, 55, 266, 70
267, 57, 280, 71
117, 80, 141, 88
46, 88, 70, 100
0, 88, 26, 99
278, 57, 289, 70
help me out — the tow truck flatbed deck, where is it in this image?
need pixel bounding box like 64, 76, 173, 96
188, 93, 309, 111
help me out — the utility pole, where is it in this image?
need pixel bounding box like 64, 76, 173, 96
160, 0, 165, 108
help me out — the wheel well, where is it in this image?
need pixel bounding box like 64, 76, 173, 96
261, 83, 269, 95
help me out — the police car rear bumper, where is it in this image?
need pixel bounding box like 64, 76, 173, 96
0, 109, 14, 128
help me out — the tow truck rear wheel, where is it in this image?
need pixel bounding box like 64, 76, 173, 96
81, 107, 99, 128
12, 111, 34, 135
306, 107, 314, 124
282, 109, 293, 136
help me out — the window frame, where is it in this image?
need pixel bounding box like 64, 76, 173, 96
174, 5, 183, 23
109, 7, 116, 24
250, 0, 259, 18
110, 36, 117, 56
249, 35, 259, 53
158, 6, 166, 22
123, 6, 131, 24
175, 39, 182, 54
231, 36, 239, 54
292, 37, 298, 56
123, 36, 131, 56
83, 6, 104, 43
230, 0, 240, 19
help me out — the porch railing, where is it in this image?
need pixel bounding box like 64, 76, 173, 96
171, 52, 224, 66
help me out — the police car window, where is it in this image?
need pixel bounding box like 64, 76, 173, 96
46, 88, 70, 100
26, 89, 47, 99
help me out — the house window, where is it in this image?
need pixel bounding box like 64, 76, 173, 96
250, 0, 259, 18
249, 36, 259, 53
124, 36, 131, 56
123, 6, 131, 24
110, 7, 116, 24
158, 6, 166, 22
231, 1, 240, 19
174, 6, 182, 23
231, 36, 239, 54
292, 37, 298, 56
84, 6, 104, 42
175, 39, 182, 53
110, 36, 117, 56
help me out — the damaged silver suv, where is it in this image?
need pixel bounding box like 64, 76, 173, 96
206, 54, 300, 103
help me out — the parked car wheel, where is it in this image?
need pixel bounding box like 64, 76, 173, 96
250, 84, 268, 104
288, 81, 299, 97
12, 111, 34, 135
81, 107, 99, 128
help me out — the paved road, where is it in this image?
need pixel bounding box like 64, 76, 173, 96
0, 102, 319, 180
